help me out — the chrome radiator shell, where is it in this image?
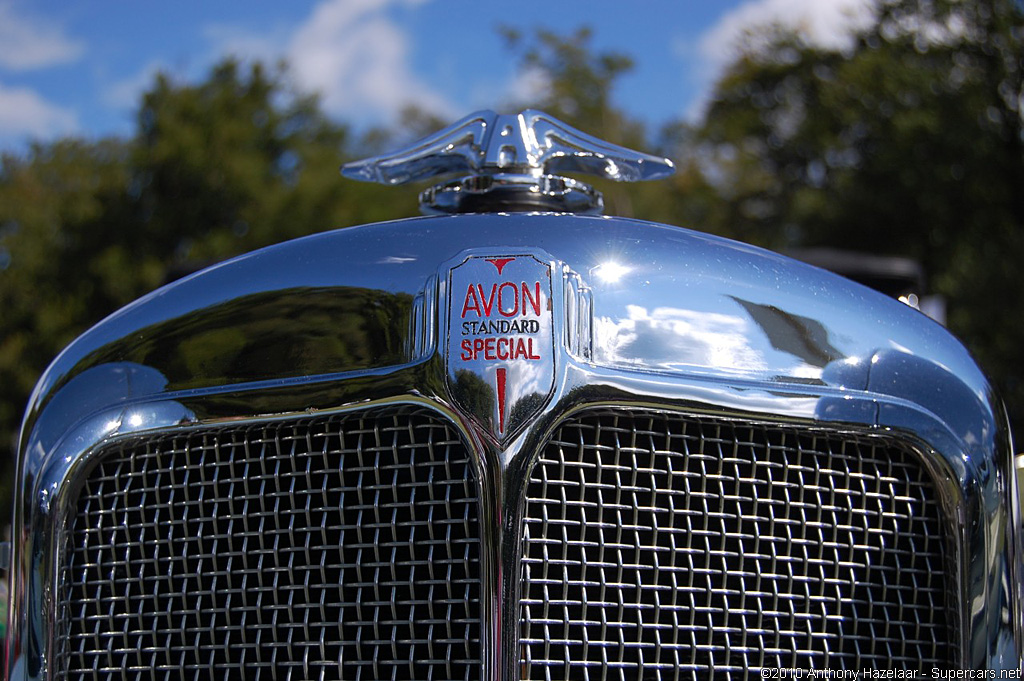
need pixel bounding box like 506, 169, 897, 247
7, 213, 1019, 678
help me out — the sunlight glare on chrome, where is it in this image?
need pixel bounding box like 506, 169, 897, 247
593, 261, 630, 283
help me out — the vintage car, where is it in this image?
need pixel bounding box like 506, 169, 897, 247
4, 110, 1020, 679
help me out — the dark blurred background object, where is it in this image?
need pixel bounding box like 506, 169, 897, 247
789, 247, 946, 324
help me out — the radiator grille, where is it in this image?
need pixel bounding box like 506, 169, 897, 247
520, 410, 954, 678
62, 406, 482, 681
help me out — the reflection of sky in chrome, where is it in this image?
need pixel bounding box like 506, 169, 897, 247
503, 360, 550, 399
594, 302, 839, 382
595, 305, 767, 372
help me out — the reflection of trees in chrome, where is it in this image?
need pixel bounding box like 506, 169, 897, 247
451, 369, 548, 436
77, 287, 414, 391
509, 392, 547, 431
452, 369, 495, 429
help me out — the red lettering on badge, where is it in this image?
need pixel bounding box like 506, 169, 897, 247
522, 281, 542, 316
459, 336, 544, 361
462, 281, 543, 319
498, 282, 518, 317
486, 257, 515, 275
461, 285, 480, 318
496, 367, 507, 433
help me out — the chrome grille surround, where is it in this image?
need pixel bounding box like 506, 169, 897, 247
12, 213, 1017, 679
59, 405, 483, 681
519, 409, 955, 678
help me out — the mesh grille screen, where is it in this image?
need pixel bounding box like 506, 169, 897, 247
520, 410, 954, 678
62, 406, 482, 681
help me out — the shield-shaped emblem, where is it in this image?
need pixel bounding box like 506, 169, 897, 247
446, 253, 555, 441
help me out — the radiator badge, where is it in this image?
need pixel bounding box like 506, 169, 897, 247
446, 253, 555, 441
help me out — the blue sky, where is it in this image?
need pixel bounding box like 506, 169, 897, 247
0, 0, 872, 152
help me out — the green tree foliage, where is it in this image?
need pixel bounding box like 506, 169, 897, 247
0, 139, 138, 469
134, 60, 413, 261
696, 0, 1024, 426
0, 60, 415, 518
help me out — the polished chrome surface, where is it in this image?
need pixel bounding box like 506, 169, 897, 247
18, 214, 997, 449
341, 110, 674, 214
420, 171, 605, 215
520, 409, 954, 677
8, 211, 1019, 679
60, 405, 482, 681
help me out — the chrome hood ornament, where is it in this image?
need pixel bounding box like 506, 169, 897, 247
341, 109, 675, 215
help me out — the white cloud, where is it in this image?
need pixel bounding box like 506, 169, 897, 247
286, 0, 454, 124
594, 304, 766, 373
0, 1, 85, 72
684, 0, 876, 118
103, 61, 167, 110
497, 65, 551, 111
201, 0, 455, 128
699, 0, 876, 67
0, 81, 77, 140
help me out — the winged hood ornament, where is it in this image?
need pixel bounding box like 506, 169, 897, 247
341, 109, 675, 215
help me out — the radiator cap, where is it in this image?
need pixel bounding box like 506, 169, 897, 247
341, 109, 675, 215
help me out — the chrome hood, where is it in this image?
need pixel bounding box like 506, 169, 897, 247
22, 212, 997, 459
10, 211, 1018, 675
